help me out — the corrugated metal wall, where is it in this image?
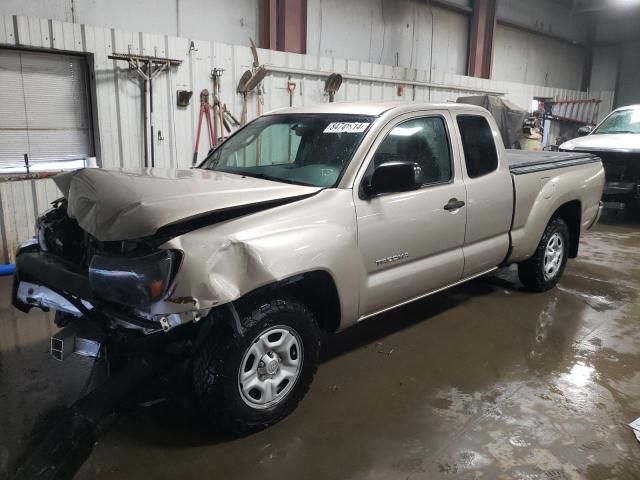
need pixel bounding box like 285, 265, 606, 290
0, 14, 615, 263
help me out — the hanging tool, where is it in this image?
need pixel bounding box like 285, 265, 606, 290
223, 105, 240, 129
287, 76, 297, 107
250, 38, 260, 70
256, 83, 264, 117
215, 103, 240, 135
324, 73, 343, 103
237, 70, 252, 126
109, 52, 182, 168
250, 38, 265, 118
286, 76, 297, 161
192, 89, 215, 166
244, 67, 267, 107
211, 68, 225, 142
211, 79, 219, 145
217, 77, 224, 140
236, 66, 267, 125
236, 38, 269, 126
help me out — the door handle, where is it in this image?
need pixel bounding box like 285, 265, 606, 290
444, 198, 465, 211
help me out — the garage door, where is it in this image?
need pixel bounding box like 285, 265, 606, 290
0, 48, 94, 174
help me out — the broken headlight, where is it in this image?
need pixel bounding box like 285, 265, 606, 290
89, 250, 182, 310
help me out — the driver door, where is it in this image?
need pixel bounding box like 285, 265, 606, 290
353, 111, 467, 317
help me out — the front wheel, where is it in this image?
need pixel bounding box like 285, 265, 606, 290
192, 297, 321, 435
518, 216, 569, 292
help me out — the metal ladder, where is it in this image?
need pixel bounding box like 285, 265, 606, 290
549, 99, 602, 126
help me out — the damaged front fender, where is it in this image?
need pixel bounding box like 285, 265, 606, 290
160, 189, 362, 330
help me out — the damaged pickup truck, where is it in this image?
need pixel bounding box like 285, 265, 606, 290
560, 104, 640, 214
12, 102, 604, 435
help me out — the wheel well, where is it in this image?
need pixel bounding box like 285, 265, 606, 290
235, 271, 342, 333
284, 271, 341, 333
554, 200, 581, 258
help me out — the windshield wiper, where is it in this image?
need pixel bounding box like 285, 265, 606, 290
220, 170, 314, 187
603, 130, 637, 134
239, 172, 294, 183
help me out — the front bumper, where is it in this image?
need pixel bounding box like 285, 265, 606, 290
12, 241, 208, 333
603, 181, 640, 202
12, 241, 93, 314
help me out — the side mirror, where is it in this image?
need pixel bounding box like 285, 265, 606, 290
367, 162, 420, 196
577, 125, 593, 136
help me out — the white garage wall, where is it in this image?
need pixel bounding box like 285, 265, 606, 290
492, 24, 585, 90
306, 0, 469, 75
590, 47, 619, 94
0, 14, 614, 263
616, 40, 640, 108
497, 0, 586, 44
0, 0, 259, 46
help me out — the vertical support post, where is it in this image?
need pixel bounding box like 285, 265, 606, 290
143, 75, 150, 168
278, 0, 307, 53
149, 62, 155, 168
467, 0, 497, 79
260, 0, 307, 54
259, 0, 278, 50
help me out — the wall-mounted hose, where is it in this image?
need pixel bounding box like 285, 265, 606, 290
0, 264, 15, 276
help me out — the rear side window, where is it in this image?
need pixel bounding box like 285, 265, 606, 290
456, 115, 498, 178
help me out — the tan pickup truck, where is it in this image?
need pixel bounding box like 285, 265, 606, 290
12, 102, 604, 435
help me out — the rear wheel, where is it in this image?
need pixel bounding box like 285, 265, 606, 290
518, 217, 569, 292
192, 297, 321, 435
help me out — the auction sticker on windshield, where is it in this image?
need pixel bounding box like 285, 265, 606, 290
324, 122, 370, 133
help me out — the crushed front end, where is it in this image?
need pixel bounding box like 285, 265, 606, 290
12, 199, 210, 363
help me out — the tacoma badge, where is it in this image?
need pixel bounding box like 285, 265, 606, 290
375, 252, 409, 267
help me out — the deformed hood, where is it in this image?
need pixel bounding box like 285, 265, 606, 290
560, 133, 640, 153
53, 168, 321, 241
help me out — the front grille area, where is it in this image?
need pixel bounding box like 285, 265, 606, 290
37, 201, 155, 267
583, 151, 640, 183
37, 201, 89, 265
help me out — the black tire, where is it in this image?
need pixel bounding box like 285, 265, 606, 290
192, 297, 321, 435
518, 216, 569, 292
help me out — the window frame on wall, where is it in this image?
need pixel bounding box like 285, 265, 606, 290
0, 46, 100, 179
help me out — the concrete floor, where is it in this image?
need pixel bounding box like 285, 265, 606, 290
1, 212, 640, 480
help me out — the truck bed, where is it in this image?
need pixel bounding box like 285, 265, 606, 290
507, 150, 600, 175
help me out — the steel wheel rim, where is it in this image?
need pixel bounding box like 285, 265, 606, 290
543, 232, 564, 281
238, 325, 303, 409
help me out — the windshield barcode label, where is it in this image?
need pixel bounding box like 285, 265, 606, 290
324, 122, 369, 133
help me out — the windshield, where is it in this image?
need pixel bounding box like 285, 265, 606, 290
593, 108, 640, 134
199, 114, 374, 187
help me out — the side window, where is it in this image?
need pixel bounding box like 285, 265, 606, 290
369, 116, 452, 185
456, 115, 498, 178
